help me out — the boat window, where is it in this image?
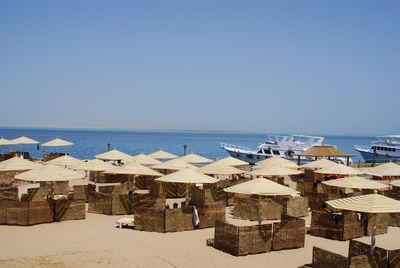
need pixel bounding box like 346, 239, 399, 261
273, 150, 280, 155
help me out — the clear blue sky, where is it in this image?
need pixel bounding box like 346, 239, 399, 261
0, 1, 399, 135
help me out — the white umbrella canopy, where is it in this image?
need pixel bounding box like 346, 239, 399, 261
176, 153, 213, 164
224, 178, 299, 196
390, 180, 400, 187
102, 163, 162, 177
45, 155, 82, 166
155, 168, 218, 184
0, 138, 15, 146
256, 156, 300, 169
198, 162, 245, 175
214, 156, 248, 167
315, 163, 363, 176
302, 159, 338, 170
326, 193, 400, 214
148, 150, 178, 159
152, 158, 198, 170
124, 153, 161, 165
42, 138, 73, 147
15, 164, 84, 182
322, 176, 389, 190
10, 136, 39, 144
95, 149, 132, 161
251, 165, 302, 177
0, 156, 42, 171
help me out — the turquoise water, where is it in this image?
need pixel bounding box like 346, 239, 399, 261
0, 127, 375, 162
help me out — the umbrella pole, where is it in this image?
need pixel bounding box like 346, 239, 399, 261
370, 213, 376, 254
258, 195, 262, 225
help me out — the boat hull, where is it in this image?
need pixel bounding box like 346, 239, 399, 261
356, 149, 400, 163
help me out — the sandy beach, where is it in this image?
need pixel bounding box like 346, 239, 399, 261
3, 208, 398, 268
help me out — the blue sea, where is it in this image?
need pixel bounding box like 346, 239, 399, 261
0, 127, 376, 163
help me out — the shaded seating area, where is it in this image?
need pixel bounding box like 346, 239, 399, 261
213, 214, 305, 256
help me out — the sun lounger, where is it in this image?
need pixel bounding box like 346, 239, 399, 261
116, 218, 134, 229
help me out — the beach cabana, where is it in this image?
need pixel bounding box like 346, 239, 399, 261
69, 159, 113, 183
148, 150, 178, 160
175, 153, 213, 165
326, 193, 400, 253
251, 165, 302, 184
296, 145, 353, 165
123, 153, 161, 166
95, 149, 132, 162
213, 178, 305, 256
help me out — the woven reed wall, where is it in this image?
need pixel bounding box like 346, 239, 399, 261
272, 214, 305, 250
87, 191, 113, 215
134, 207, 165, 232
232, 195, 283, 221
312, 247, 348, 268
165, 207, 193, 232
54, 199, 85, 221
0, 170, 22, 187
366, 214, 389, 236
388, 213, 400, 227
349, 240, 389, 268
284, 196, 309, 218
72, 185, 88, 201
307, 192, 328, 211
0, 187, 19, 200
190, 186, 227, 207
198, 204, 225, 228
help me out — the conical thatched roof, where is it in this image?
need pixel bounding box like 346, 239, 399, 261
198, 162, 244, 175
251, 165, 302, 177
15, 165, 84, 182
302, 159, 338, 169
363, 162, 400, 177
322, 176, 389, 190
102, 163, 162, 177
255, 156, 299, 169
45, 155, 82, 166
0, 157, 42, 171
70, 159, 113, 171
148, 150, 178, 159
315, 163, 363, 175
152, 158, 198, 170
95, 149, 132, 161
390, 180, 400, 187
224, 178, 299, 196
214, 156, 248, 167
124, 153, 161, 165
176, 153, 213, 164
42, 138, 73, 147
11, 136, 39, 144
297, 145, 353, 157
155, 169, 217, 184
326, 193, 400, 213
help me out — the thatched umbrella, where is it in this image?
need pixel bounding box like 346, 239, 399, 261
0, 156, 42, 171
42, 138, 73, 153
315, 163, 363, 176
326, 193, 400, 253
95, 149, 132, 162
322, 176, 389, 190
45, 155, 82, 167
363, 162, 400, 178
251, 165, 302, 177
152, 158, 198, 171
198, 162, 244, 176
102, 163, 162, 177
124, 153, 161, 166
176, 153, 213, 164
214, 156, 248, 167
155, 168, 217, 184
148, 150, 178, 160
10, 136, 39, 144
301, 159, 337, 170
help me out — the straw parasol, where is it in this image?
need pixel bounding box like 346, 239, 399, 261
390, 180, 400, 187
155, 168, 218, 184
152, 158, 198, 171
42, 138, 73, 147
326, 193, 400, 254
214, 156, 248, 167
10, 136, 39, 144
69, 159, 113, 171
0, 156, 42, 171
102, 163, 162, 177
45, 155, 82, 167
255, 156, 300, 169
322, 176, 389, 190
176, 153, 213, 164
251, 165, 302, 177
314, 163, 363, 176
15, 164, 84, 182
148, 150, 178, 159
224, 178, 299, 196
198, 162, 245, 175
124, 153, 161, 165
363, 162, 400, 177
301, 159, 337, 170
95, 149, 132, 161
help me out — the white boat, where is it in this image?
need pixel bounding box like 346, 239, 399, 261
355, 135, 400, 163
220, 135, 325, 164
